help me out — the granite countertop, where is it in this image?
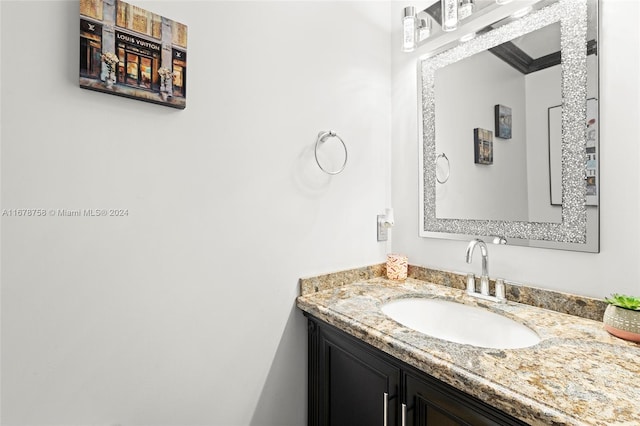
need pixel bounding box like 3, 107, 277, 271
296, 275, 640, 426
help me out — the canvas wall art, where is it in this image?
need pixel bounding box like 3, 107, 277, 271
494, 104, 512, 139
79, 0, 187, 109
474, 128, 493, 165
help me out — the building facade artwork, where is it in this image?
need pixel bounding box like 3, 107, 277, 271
79, 0, 187, 109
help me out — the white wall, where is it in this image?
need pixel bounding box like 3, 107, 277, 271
524, 63, 562, 223
392, 0, 640, 298
434, 50, 529, 221
0, 1, 391, 424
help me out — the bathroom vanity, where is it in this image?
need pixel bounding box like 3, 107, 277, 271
306, 314, 528, 425
297, 266, 640, 426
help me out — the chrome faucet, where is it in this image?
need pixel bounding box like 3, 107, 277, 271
465, 239, 490, 296
465, 238, 506, 302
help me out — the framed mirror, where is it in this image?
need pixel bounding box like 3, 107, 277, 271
419, 0, 599, 252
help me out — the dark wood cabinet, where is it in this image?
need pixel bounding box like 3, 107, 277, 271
403, 370, 528, 425
309, 316, 400, 426
307, 314, 529, 426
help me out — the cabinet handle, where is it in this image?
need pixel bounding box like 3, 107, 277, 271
383, 392, 388, 426
401, 403, 407, 426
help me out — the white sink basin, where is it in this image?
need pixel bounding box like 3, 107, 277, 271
381, 298, 540, 349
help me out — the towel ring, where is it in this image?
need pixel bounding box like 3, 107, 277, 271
436, 152, 450, 184
315, 130, 348, 175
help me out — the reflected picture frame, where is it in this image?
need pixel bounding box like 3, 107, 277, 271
473, 128, 493, 165
494, 104, 512, 139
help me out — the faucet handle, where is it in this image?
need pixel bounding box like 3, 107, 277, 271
466, 273, 476, 293
495, 278, 506, 302
480, 275, 490, 296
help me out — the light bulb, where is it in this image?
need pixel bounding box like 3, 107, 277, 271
418, 18, 432, 41
458, 0, 475, 21
441, 0, 458, 32
402, 6, 417, 52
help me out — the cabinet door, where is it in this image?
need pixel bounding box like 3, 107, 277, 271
306, 315, 527, 426
404, 372, 528, 426
310, 318, 400, 426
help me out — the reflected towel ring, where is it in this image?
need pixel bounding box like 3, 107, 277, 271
436, 152, 450, 184
315, 130, 348, 175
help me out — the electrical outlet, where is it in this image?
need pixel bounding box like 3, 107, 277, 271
377, 215, 388, 241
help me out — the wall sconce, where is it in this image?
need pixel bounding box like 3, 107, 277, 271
441, 0, 458, 32
419, 18, 432, 41
402, 6, 418, 52
401, 0, 549, 54
402, 7, 433, 52
458, 0, 476, 20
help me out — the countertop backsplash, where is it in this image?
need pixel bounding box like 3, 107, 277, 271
299, 264, 608, 321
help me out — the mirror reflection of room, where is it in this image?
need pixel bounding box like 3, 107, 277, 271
435, 22, 563, 223
421, 0, 599, 252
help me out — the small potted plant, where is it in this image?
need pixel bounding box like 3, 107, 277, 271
603, 294, 640, 342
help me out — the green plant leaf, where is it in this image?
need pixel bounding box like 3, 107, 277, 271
605, 294, 640, 311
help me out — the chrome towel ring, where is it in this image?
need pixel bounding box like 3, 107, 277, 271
436, 152, 450, 184
315, 131, 348, 175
